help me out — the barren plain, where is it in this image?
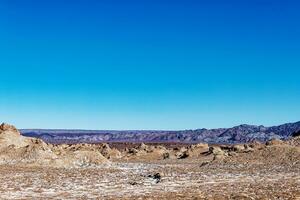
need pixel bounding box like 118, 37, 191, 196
0, 123, 299, 199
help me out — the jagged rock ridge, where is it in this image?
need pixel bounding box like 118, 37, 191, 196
20, 121, 300, 144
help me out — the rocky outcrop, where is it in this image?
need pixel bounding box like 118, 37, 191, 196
2, 123, 300, 168
52, 150, 108, 168
0, 123, 34, 149
98, 143, 122, 159
0, 123, 109, 168
208, 146, 227, 160
176, 147, 189, 159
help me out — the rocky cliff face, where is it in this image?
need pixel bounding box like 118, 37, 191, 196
20, 121, 300, 144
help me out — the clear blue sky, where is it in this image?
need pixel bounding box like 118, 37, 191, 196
0, 0, 299, 130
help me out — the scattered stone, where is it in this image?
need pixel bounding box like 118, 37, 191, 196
162, 152, 170, 159
148, 173, 161, 183
128, 181, 138, 186
176, 151, 189, 159
199, 161, 210, 167
128, 148, 139, 155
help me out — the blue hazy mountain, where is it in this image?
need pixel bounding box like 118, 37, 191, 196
20, 121, 300, 144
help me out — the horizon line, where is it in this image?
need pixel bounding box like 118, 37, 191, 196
18, 120, 300, 132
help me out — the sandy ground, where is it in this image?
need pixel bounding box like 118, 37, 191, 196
0, 159, 299, 200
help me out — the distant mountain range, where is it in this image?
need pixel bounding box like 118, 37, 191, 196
20, 121, 300, 144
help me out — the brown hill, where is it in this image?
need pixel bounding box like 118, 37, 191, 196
0, 123, 109, 167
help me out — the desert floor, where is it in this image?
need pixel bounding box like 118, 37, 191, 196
0, 158, 299, 200
0, 124, 299, 199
